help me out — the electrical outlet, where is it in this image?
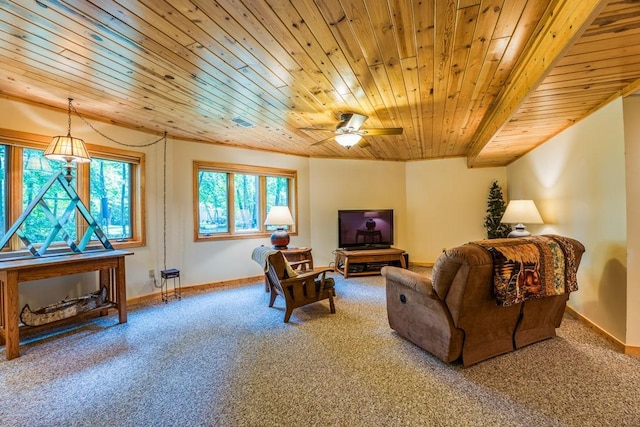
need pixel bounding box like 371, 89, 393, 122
148, 269, 155, 279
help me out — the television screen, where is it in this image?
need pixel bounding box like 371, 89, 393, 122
338, 209, 394, 249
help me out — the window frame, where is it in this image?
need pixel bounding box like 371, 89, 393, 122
0, 128, 146, 252
193, 161, 297, 242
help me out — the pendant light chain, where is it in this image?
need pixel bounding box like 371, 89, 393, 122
69, 100, 165, 148
66, 98, 72, 134
65, 98, 170, 279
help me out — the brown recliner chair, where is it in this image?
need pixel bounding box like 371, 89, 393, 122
265, 251, 336, 323
382, 235, 585, 366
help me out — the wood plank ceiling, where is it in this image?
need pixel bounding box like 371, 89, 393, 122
0, 0, 639, 166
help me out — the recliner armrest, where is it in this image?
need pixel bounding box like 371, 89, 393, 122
381, 266, 437, 299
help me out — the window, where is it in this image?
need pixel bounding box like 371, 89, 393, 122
22, 147, 76, 244
0, 145, 7, 240
194, 161, 297, 241
0, 129, 145, 252
89, 157, 133, 241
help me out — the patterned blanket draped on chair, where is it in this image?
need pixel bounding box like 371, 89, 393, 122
475, 235, 580, 307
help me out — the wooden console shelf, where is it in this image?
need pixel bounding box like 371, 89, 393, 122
334, 248, 407, 278
0, 250, 132, 360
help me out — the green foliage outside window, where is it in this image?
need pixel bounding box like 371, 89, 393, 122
198, 171, 229, 234
0, 146, 5, 239
0, 141, 142, 251
89, 158, 132, 240
23, 148, 76, 244
195, 162, 295, 239
234, 174, 259, 231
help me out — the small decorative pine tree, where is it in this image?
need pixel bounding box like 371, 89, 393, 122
484, 181, 511, 239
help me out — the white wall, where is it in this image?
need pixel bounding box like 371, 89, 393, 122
623, 95, 640, 346
405, 158, 507, 262
308, 158, 407, 267
507, 99, 628, 342
171, 142, 312, 286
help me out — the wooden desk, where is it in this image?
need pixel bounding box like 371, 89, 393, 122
0, 250, 132, 360
334, 248, 406, 278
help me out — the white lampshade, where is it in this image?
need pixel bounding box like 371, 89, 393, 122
500, 200, 543, 238
264, 206, 294, 226
335, 133, 362, 147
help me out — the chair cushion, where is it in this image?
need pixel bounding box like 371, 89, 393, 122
315, 277, 335, 289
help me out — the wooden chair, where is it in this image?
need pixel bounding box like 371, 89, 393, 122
265, 251, 336, 323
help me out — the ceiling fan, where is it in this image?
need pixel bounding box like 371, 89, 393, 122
301, 113, 403, 148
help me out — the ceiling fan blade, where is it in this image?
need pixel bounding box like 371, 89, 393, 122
311, 136, 336, 146
359, 127, 403, 136
339, 113, 368, 130
300, 127, 337, 133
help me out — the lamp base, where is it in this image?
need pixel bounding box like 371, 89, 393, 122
270, 228, 290, 249
507, 224, 531, 238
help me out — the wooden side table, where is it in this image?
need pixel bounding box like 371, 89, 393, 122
281, 247, 313, 271
262, 247, 314, 292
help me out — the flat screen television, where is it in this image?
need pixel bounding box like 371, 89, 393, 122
338, 209, 394, 249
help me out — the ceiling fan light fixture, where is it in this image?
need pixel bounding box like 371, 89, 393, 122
335, 133, 362, 147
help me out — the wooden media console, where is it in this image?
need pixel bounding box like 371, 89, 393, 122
334, 248, 407, 278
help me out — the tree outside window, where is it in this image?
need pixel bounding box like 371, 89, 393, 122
194, 162, 296, 241
89, 157, 132, 240
234, 174, 259, 232
198, 170, 228, 234
0, 136, 144, 252
22, 148, 76, 244
265, 176, 289, 231
0, 145, 6, 239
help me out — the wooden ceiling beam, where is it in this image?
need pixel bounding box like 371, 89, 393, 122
466, 0, 608, 168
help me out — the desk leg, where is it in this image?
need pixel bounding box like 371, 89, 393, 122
115, 256, 127, 324
2, 271, 20, 359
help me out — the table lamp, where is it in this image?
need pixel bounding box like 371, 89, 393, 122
264, 206, 294, 249
500, 200, 543, 237
364, 211, 379, 230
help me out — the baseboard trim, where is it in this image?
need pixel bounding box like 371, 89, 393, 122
127, 275, 264, 307
564, 305, 640, 356
409, 262, 434, 267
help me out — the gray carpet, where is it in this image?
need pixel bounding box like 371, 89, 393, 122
1, 268, 639, 426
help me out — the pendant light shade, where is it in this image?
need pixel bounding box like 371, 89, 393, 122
45, 98, 91, 182
45, 134, 91, 163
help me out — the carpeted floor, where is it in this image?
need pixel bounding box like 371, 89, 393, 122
1, 268, 639, 426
